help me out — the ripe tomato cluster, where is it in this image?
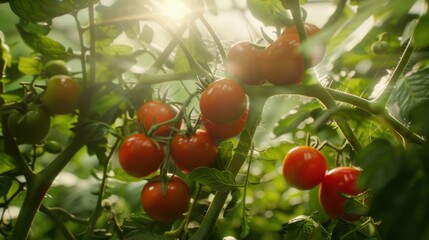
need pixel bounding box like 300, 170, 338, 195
7, 60, 81, 145
120, 79, 248, 222
282, 146, 365, 221
226, 23, 324, 86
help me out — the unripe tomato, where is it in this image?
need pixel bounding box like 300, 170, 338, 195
171, 129, 218, 173
141, 175, 190, 222
137, 100, 181, 137
42, 75, 81, 115
118, 134, 164, 178
202, 110, 248, 140
199, 79, 247, 124
260, 34, 304, 85
226, 41, 265, 85
44, 60, 71, 78
319, 167, 363, 221
282, 146, 327, 190
7, 105, 50, 144
282, 23, 325, 66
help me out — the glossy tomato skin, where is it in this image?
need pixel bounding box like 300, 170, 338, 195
260, 34, 304, 85
202, 110, 248, 140
7, 105, 51, 144
137, 100, 181, 137
119, 134, 164, 178
319, 167, 363, 221
281, 23, 325, 66
171, 129, 218, 173
199, 79, 247, 124
141, 175, 190, 222
42, 75, 82, 115
282, 146, 327, 190
226, 41, 265, 85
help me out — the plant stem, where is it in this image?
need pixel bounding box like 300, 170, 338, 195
190, 93, 268, 239
40, 205, 76, 240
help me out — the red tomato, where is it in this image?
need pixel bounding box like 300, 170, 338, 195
281, 23, 325, 66
199, 79, 247, 124
282, 146, 327, 190
260, 34, 304, 85
137, 100, 181, 137
226, 41, 265, 85
141, 175, 190, 222
171, 129, 218, 173
319, 167, 363, 221
42, 75, 81, 115
202, 110, 248, 140
118, 134, 164, 178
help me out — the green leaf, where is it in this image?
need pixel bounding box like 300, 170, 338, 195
246, 0, 291, 27
281, 215, 323, 240
18, 56, 42, 75
0, 153, 16, 174
173, 35, 213, 73
139, 25, 154, 43
17, 23, 67, 59
1, 31, 12, 73
259, 142, 294, 161
216, 140, 236, 170
343, 198, 369, 217
188, 167, 238, 192
355, 139, 401, 190
0, 176, 12, 197
9, 0, 99, 22
414, 14, 429, 48
273, 103, 322, 137
389, 67, 429, 120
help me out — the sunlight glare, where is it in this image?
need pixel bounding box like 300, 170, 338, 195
160, 0, 190, 20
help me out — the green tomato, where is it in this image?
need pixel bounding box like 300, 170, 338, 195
7, 105, 51, 144
44, 60, 71, 78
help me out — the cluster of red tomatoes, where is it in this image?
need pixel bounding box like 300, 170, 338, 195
119, 78, 248, 222
7, 60, 81, 144
226, 23, 325, 86
282, 146, 364, 221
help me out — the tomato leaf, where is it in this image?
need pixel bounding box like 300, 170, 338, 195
388, 67, 429, 120
259, 142, 294, 161
0, 176, 12, 197
0, 153, 16, 174
280, 215, 323, 240
18, 56, 42, 75
414, 15, 429, 49
273, 103, 322, 137
9, 0, 99, 22
188, 167, 237, 192
216, 140, 236, 170
343, 198, 369, 217
16, 22, 68, 59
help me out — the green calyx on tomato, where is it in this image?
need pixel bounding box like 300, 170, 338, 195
44, 60, 71, 78
226, 41, 265, 85
7, 105, 51, 144
141, 175, 190, 222
118, 134, 164, 178
171, 129, 218, 173
199, 78, 247, 124
319, 167, 363, 221
42, 75, 82, 115
137, 100, 182, 137
282, 146, 327, 190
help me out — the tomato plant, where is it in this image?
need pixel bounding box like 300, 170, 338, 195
171, 129, 218, 173
137, 100, 181, 136
282, 146, 327, 190
7, 105, 50, 144
42, 75, 82, 115
226, 41, 265, 85
319, 167, 363, 221
118, 134, 164, 178
260, 34, 304, 85
199, 78, 247, 124
141, 175, 190, 222
202, 109, 248, 140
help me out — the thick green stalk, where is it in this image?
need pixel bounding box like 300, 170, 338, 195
190, 93, 268, 239
10, 136, 85, 239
